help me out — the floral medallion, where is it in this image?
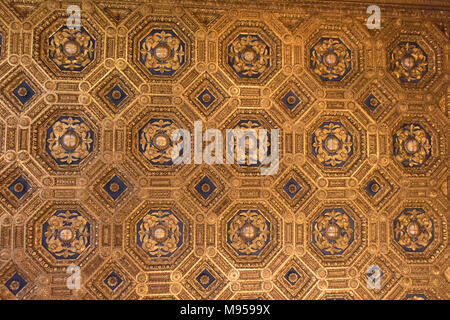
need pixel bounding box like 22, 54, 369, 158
226, 209, 270, 256
227, 34, 270, 79
42, 210, 91, 260
393, 123, 432, 168
312, 208, 355, 255
138, 118, 182, 166
312, 122, 353, 167
49, 26, 95, 72
389, 42, 428, 83
310, 37, 351, 81
139, 29, 185, 76
219, 21, 281, 85
393, 208, 434, 252
136, 209, 184, 258
46, 116, 94, 165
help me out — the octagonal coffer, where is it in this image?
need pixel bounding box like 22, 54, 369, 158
124, 201, 193, 271
136, 209, 184, 258
42, 209, 91, 260
49, 26, 96, 72
33, 13, 103, 79
127, 17, 194, 82
139, 29, 186, 77
226, 209, 271, 256
310, 37, 352, 82
46, 116, 94, 165
219, 21, 282, 85
312, 208, 355, 255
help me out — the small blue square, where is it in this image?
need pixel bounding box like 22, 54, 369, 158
197, 89, 216, 108
106, 84, 127, 106
283, 178, 301, 199
364, 94, 380, 111
5, 273, 27, 295
104, 271, 123, 291
8, 176, 31, 199
195, 176, 216, 200
103, 175, 127, 200
196, 269, 215, 289
365, 179, 381, 197
284, 268, 301, 286
281, 90, 300, 110
12, 81, 35, 105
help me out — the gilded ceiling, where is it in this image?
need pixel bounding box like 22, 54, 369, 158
0, 0, 448, 300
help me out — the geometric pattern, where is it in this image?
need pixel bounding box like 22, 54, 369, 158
359, 168, 400, 209
275, 166, 317, 211
90, 69, 138, 116
357, 255, 402, 299
0, 66, 43, 115
92, 167, 133, 212
186, 166, 228, 209
272, 76, 317, 120
184, 259, 228, 299
357, 79, 397, 122
0, 0, 448, 301
0, 263, 31, 299
0, 164, 38, 214
86, 259, 135, 299
5, 272, 28, 296
274, 256, 317, 299
103, 175, 128, 201
184, 72, 230, 118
